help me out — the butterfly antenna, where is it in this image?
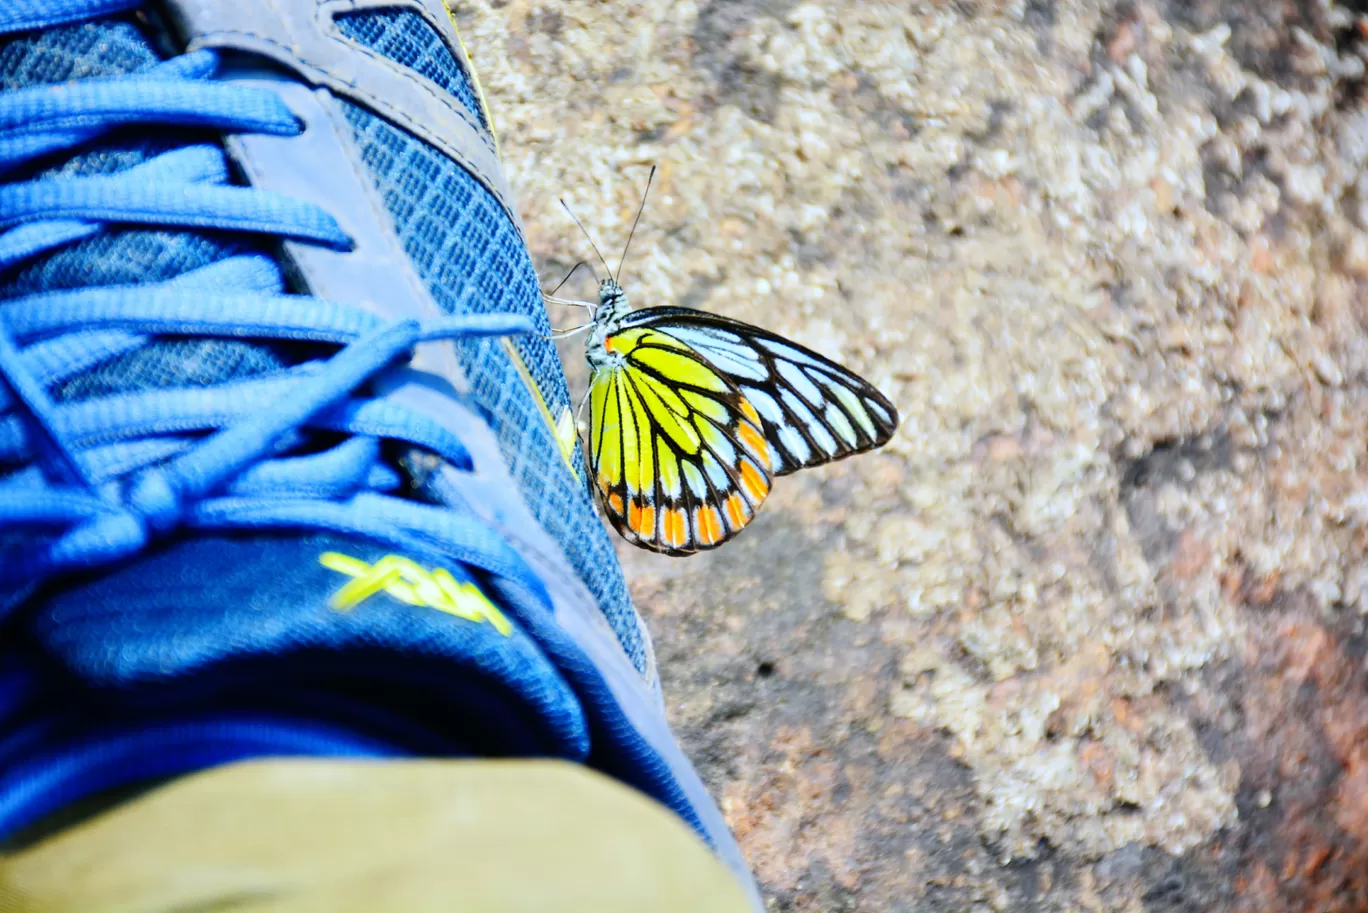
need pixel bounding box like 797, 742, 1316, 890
616, 165, 656, 283
560, 199, 614, 282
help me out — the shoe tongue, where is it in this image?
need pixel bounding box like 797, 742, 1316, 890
26, 532, 591, 759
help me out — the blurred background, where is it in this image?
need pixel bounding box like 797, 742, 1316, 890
454, 1, 1368, 910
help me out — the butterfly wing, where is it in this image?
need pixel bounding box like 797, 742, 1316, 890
588, 324, 773, 555
622, 307, 899, 476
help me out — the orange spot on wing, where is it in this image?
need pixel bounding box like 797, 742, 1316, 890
725, 493, 748, 530
739, 460, 769, 504
696, 506, 723, 545
629, 502, 656, 538
739, 398, 761, 426
664, 508, 688, 547
737, 421, 770, 470
607, 491, 624, 515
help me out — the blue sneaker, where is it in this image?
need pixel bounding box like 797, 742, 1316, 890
0, 0, 758, 905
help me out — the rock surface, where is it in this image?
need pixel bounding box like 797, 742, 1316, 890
455, 0, 1368, 909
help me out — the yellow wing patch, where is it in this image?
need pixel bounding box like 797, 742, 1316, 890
587, 328, 772, 555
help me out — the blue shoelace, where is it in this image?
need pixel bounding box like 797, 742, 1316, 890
0, 0, 552, 620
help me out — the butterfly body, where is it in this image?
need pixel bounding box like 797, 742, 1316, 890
581, 277, 898, 556
584, 278, 633, 372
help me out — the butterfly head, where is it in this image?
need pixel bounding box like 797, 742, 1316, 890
596, 278, 631, 322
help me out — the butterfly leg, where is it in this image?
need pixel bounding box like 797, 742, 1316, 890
574, 384, 592, 433
541, 323, 592, 340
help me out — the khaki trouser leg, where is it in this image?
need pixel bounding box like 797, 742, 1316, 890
0, 759, 752, 913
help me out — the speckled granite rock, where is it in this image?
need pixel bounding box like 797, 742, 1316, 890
453, 0, 1368, 909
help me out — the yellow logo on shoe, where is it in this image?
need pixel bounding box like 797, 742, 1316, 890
319, 552, 512, 636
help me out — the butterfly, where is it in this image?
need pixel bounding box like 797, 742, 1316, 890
546, 169, 898, 556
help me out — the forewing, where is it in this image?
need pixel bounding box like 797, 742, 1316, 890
624, 308, 899, 475
588, 326, 773, 555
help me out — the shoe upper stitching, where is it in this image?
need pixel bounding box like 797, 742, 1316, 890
163, 0, 521, 237
318, 0, 488, 140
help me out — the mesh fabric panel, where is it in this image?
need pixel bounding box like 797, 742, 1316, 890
333, 8, 488, 130
0, 19, 157, 88
340, 103, 643, 672
0, 19, 290, 402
